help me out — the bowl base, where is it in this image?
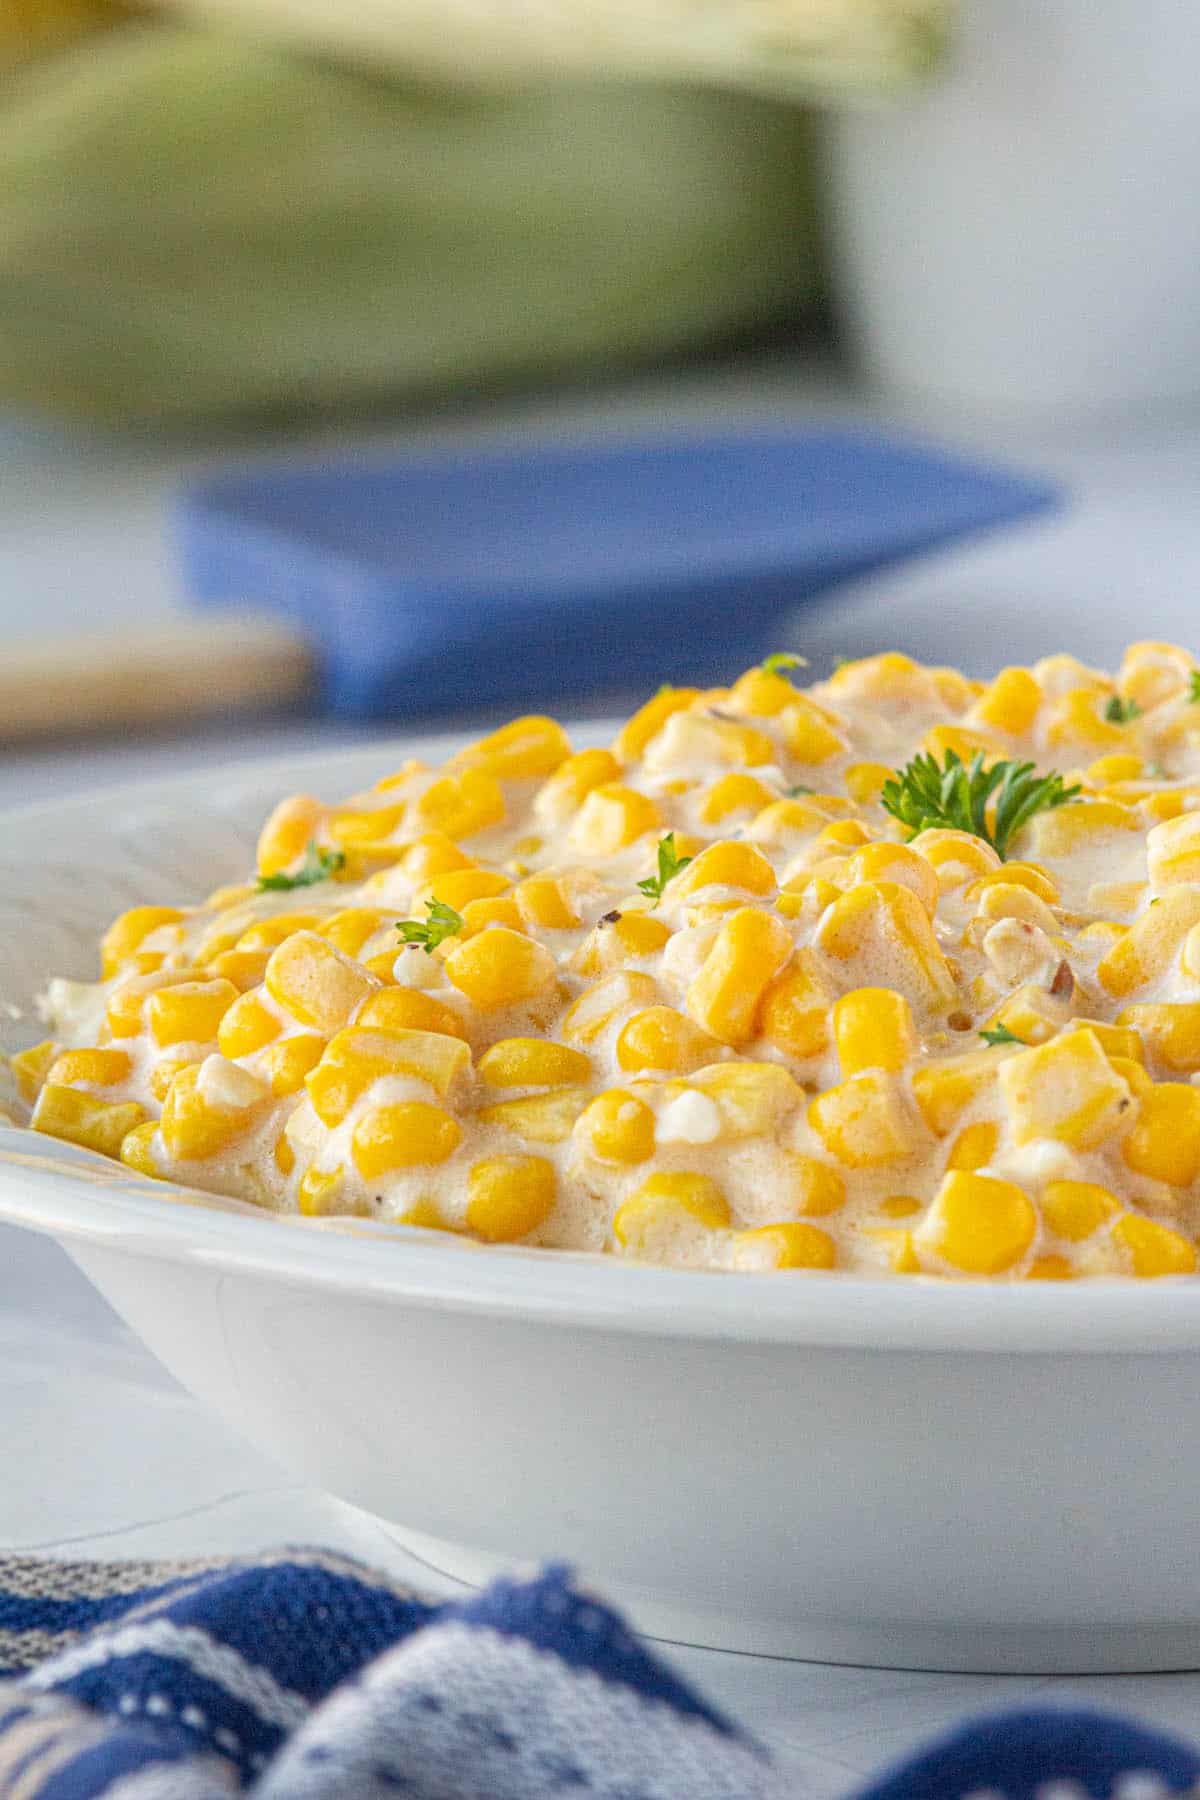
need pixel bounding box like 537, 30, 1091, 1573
386, 1526, 1200, 1675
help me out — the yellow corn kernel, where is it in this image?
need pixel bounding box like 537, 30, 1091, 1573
206, 949, 271, 992
465, 1154, 557, 1242
828, 651, 920, 699
158, 1064, 261, 1162
1080, 921, 1127, 948
784, 1153, 846, 1216
255, 793, 324, 877
8, 1040, 60, 1104
1146, 809, 1200, 887
307, 1027, 471, 1126
1108, 1056, 1152, 1098
478, 1038, 592, 1089
613, 687, 700, 763
394, 834, 476, 882
297, 1167, 347, 1217
1117, 640, 1194, 711
971, 666, 1042, 736
1043, 687, 1128, 754
947, 1119, 999, 1172
450, 714, 571, 782
673, 840, 776, 900
842, 762, 893, 805
236, 913, 324, 955
351, 1102, 462, 1177
411, 869, 511, 915
328, 802, 407, 847
922, 724, 997, 765
1040, 1180, 1120, 1241
395, 1199, 452, 1231
573, 910, 671, 975
562, 971, 658, 1044
356, 987, 468, 1041
843, 843, 939, 917
782, 696, 844, 764
757, 950, 830, 1061
1097, 889, 1200, 997
776, 876, 844, 923
101, 906, 185, 978
31, 1084, 145, 1159
833, 987, 917, 1078
910, 830, 1003, 892
998, 1028, 1132, 1150
513, 876, 580, 931
148, 1059, 192, 1104
616, 1007, 720, 1075
1087, 753, 1146, 787
914, 1170, 1036, 1274
1086, 879, 1148, 918
148, 978, 239, 1050
646, 713, 776, 771
574, 1088, 656, 1164
685, 908, 793, 1048
259, 1034, 325, 1098
1029, 800, 1141, 859
1117, 1003, 1200, 1074
1026, 1255, 1075, 1281
1122, 1083, 1200, 1186
879, 1195, 922, 1218
217, 991, 283, 1059
480, 1087, 590, 1145
726, 666, 797, 718
265, 931, 380, 1034
120, 1121, 160, 1178
414, 767, 506, 840
688, 1061, 803, 1139
816, 880, 957, 1011
968, 862, 1061, 905
1113, 1213, 1197, 1278
275, 1133, 296, 1177
457, 897, 526, 939
568, 784, 662, 856
534, 748, 623, 824
1140, 791, 1192, 824
698, 773, 777, 824
985, 985, 1069, 1048
746, 797, 828, 847
443, 927, 555, 1011
731, 1222, 836, 1271
933, 666, 985, 710
808, 1071, 919, 1168
974, 883, 1060, 935
46, 1048, 132, 1091
817, 818, 872, 850
912, 1050, 1001, 1137
614, 1172, 731, 1248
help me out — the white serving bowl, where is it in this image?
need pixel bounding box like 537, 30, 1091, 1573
3, 740, 1200, 1674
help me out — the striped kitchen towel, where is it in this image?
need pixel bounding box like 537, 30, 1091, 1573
0, 1550, 1198, 1799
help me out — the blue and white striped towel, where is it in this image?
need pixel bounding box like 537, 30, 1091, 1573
0, 1550, 1197, 1800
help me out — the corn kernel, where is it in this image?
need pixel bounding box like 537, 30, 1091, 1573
1026, 1256, 1075, 1281
757, 950, 830, 1060
971, 666, 1042, 735
534, 747, 623, 824
573, 910, 671, 975
828, 651, 920, 699
466, 1155, 557, 1242
395, 1199, 452, 1231
817, 819, 873, 850
843, 843, 939, 917
1146, 809, 1200, 887
149, 1059, 193, 1104
207, 949, 272, 992
808, 1071, 919, 1168
1040, 1180, 1120, 1241
159, 1063, 262, 1162
307, 1027, 471, 1125
395, 834, 476, 882
684, 908, 793, 1048
911, 1050, 1000, 1136
148, 978, 239, 1050
727, 666, 797, 718
911, 829, 1003, 890
974, 883, 1060, 935
255, 793, 324, 877
236, 913, 323, 954
613, 687, 700, 762
616, 1006, 720, 1074
443, 927, 555, 1011
8, 1039, 59, 1103
843, 762, 894, 805
101, 906, 185, 978
746, 797, 828, 847
833, 987, 917, 1077
217, 992, 283, 1060
1043, 688, 1128, 754
1113, 1213, 1197, 1277
922, 724, 997, 765
351, 1102, 462, 1177
264, 931, 380, 1035
816, 880, 956, 1011
698, 773, 776, 824
614, 1172, 731, 1248
297, 1167, 347, 1217
46, 1048, 132, 1091
673, 840, 776, 900
480, 1087, 590, 1145
782, 696, 844, 764
914, 1170, 1036, 1274
562, 971, 658, 1043
947, 1120, 999, 1172
879, 1195, 922, 1218
568, 784, 663, 856
689, 1061, 803, 1138
571, 1088, 653, 1164
119, 1121, 160, 1178
450, 714, 571, 782
1118, 640, 1194, 711
478, 1038, 592, 1089
1122, 1083, 1200, 1186
784, 1154, 846, 1216
275, 1133, 295, 1177
1097, 890, 1200, 997
456, 897, 526, 939
513, 876, 581, 931
731, 1222, 836, 1271
998, 1028, 1132, 1150
1117, 1003, 1200, 1074
32, 1085, 146, 1160
328, 802, 407, 847
1030, 800, 1141, 858
968, 862, 1061, 905
259, 1034, 326, 1098
985, 985, 1069, 1048
414, 767, 506, 840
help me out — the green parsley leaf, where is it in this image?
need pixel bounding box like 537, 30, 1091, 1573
396, 897, 464, 954
637, 833, 692, 904
257, 841, 345, 892
1103, 694, 1141, 724
1189, 671, 1200, 703
880, 750, 1080, 861
762, 651, 807, 679
788, 784, 814, 797
979, 1024, 1024, 1047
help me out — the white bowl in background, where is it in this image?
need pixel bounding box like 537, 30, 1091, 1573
2, 741, 1200, 1673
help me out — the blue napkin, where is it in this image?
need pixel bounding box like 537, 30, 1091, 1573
1, 1552, 1196, 1800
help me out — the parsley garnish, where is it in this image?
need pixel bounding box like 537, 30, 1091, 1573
788, 784, 814, 797
979, 1024, 1024, 1047
762, 651, 807, 679
637, 833, 692, 904
880, 750, 1080, 861
1104, 694, 1141, 724
396, 897, 464, 954
257, 841, 345, 891
1189, 671, 1200, 703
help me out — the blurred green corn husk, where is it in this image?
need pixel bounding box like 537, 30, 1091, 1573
0, 26, 825, 424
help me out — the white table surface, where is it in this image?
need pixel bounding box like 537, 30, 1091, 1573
7, 355, 1200, 1791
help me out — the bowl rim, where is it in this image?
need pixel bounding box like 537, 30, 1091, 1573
3, 735, 1200, 1358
